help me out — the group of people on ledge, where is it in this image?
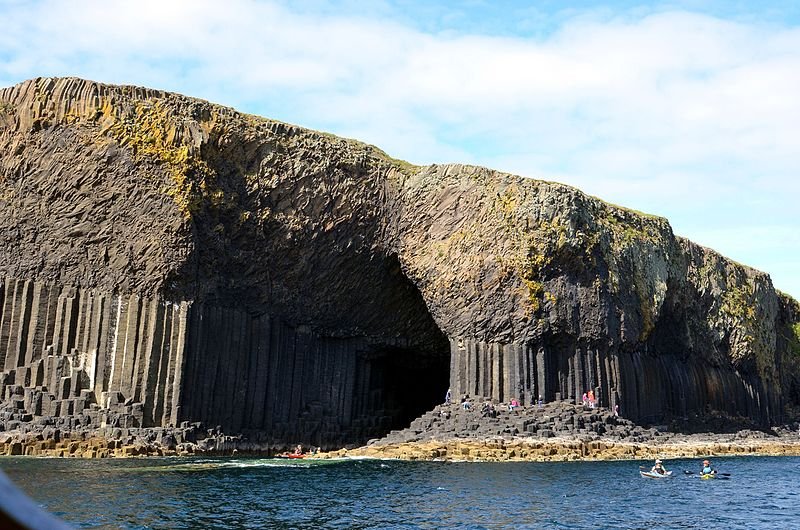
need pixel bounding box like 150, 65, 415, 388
445, 388, 545, 411
447, 388, 619, 415
289, 445, 321, 456
581, 390, 596, 409
449, 388, 614, 414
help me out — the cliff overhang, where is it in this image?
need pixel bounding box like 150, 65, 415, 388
0, 77, 798, 446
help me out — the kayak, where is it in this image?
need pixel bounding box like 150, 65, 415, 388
683, 471, 729, 480
639, 467, 673, 479
275, 453, 307, 459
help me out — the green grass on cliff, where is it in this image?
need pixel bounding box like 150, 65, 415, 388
592, 195, 666, 221
721, 285, 757, 322
364, 144, 420, 176
790, 323, 800, 358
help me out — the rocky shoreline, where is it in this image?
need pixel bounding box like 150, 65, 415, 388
3, 400, 799, 461
319, 402, 800, 462
321, 436, 800, 463
0, 423, 280, 458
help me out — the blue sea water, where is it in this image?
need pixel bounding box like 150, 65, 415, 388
1, 455, 798, 529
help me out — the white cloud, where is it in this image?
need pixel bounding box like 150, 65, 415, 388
0, 1, 798, 297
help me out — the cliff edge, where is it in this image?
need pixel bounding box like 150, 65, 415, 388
0, 77, 798, 449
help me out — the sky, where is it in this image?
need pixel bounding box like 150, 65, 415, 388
0, 0, 798, 299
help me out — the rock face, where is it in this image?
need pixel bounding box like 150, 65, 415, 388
0, 77, 798, 448
397, 165, 800, 427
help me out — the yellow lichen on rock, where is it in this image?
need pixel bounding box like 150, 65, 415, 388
100, 99, 213, 218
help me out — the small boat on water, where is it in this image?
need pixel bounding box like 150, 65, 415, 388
683, 470, 729, 480
639, 466, 673, 479
275, 453, 307, 459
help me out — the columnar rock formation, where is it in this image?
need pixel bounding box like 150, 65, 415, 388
0, 278, 188, 428
0, 77, 798, 448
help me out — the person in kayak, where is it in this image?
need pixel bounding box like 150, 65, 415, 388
700, 459, 716, 476
651, 459, 667, 475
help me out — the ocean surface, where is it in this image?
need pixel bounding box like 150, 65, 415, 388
1, 455, 798, 529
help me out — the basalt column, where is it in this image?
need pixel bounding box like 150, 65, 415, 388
449, 338, 615, 407
448, 336, 772, 425
178, 302, 448, 445
0, 277, 189, 428
614, 351, 769, 426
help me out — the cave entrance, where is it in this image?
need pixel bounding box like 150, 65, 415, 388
349, 252, 451, 436
367, 344, 450, 432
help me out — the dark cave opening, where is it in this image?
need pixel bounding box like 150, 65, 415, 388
369, 345, 451, 432
354, 252, 452, 435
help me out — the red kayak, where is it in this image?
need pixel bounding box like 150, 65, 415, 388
275, 453, 306, 459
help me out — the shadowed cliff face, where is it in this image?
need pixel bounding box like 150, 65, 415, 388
0, 77, 798, 446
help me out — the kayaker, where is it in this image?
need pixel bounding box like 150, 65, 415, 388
651, 459, 667, 475
292, 444, 303, 456
700, 459, 715, 476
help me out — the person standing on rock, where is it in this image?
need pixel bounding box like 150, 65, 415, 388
614, 404, 619, 417
587, 390, 595, 409
445, 388, 452, 405
582, 392, 588, 407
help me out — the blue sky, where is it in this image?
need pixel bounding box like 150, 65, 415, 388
1, 0, 798, 299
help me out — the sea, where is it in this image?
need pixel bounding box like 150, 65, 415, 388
1, 455, 798, 529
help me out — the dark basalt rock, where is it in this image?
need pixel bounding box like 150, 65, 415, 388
0, 77, 798, 449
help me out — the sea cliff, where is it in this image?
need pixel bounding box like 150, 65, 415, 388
0, 77, 798, 454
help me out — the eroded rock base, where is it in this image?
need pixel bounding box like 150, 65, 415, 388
322, 402, 800, 461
